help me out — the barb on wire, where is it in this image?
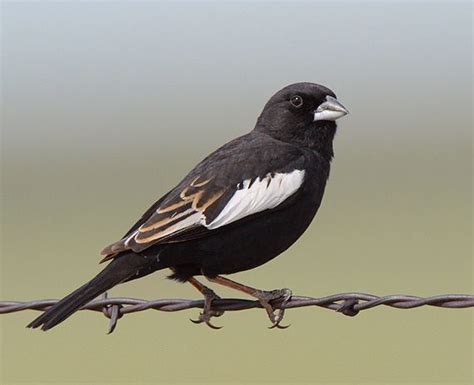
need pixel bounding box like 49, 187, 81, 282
1, 292, 472, 333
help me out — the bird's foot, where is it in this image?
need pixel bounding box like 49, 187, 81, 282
252, 288, 292, 329
190, 287, 224, 329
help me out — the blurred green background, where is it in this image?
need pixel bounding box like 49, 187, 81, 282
1, 1, 472, 384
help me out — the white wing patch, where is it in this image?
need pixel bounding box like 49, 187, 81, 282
206, 169, 305, 229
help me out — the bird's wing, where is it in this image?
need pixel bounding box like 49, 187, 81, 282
100, 134, 306, 260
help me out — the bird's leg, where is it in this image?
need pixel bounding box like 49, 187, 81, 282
206, 275, 292, 329
187, 277, 224, 329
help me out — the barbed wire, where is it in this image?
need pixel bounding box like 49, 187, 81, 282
1, 292, 472, 333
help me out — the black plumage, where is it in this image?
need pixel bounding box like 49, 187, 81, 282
28, 82, 348, 330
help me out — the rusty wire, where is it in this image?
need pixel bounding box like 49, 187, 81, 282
1, 292, 473, 333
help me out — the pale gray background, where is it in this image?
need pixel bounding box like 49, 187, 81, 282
1, 1, 472, 384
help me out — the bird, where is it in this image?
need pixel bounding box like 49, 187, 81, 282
27, 82, 348, 331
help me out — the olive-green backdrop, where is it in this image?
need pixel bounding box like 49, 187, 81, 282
1, 1, 472, 384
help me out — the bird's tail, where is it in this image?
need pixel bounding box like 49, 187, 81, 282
27, 252, 155, 331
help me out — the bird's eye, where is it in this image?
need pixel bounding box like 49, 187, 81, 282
290, 95, 304, 108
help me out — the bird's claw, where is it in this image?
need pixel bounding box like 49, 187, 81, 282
253, 288, 292, 329
190, 312, 223, 330
190, 287, 224, 329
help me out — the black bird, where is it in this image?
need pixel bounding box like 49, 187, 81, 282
27, 82, 348, 330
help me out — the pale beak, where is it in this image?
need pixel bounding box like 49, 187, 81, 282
313, 96, 349, 122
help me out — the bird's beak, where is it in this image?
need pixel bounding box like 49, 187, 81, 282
313, 96, 349, 122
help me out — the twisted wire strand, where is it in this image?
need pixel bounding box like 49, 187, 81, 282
1, 293, 472, 333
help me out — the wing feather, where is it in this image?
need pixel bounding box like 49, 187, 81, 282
101, 170, 305, 258
100, 176, 229, 256
100, 135, 307, 260
206, 170, 305, 229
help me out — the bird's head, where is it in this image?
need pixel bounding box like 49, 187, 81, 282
255, 82, 348, 160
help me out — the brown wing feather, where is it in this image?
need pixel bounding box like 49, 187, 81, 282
100, 176, 229, 259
